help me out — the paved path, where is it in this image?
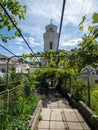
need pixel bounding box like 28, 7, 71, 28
37, 91, 91, 130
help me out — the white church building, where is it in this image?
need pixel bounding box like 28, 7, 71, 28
44, 21, 59, 52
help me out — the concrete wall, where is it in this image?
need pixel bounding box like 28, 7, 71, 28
0, 64, 14, 73
78, 101, 98, 130
28, 100, 43, 130
59, 88, 98, 130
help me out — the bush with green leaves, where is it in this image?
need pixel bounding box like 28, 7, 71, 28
91, 90, 98, 115
71, 79, 88, 102
0, 72, 40, 130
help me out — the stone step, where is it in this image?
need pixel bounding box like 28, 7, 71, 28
37, 108, 91, 130
43, 98, 71, 108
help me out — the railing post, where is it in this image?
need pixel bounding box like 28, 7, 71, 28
7, 89, 10, 108
87, 73, 90, 107
6, 58, 9, 108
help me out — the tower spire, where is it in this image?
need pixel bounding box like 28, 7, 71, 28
50, 19, 52, 24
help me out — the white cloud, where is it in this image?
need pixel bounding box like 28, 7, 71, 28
13, 37, 24, 45
26, 0, 62, 20
18, 46, 23, 50
1, 0, 98, 56
18, 24, 44, 40
60, 38, 82, 47
27, 37, 41, 47
13, 35, 42, 47
18, 0, 98, 39
23, 0, 98, 26
63, 0, 98, 26
18, 0, 98, 38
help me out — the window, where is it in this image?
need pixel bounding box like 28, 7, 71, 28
96, 70, 98, 75
2, 68, 6, 73
50, 42, 53, 49
50, 27, 53, 31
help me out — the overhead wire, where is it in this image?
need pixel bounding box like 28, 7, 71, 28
72, 0, 95, 40
64, 0, 86, 48
72, 0, 94, 40
68, 0, 97, 58
80, 0, 97, 24
78, 0, 97, 27
86, 0, 97, 26
0, 44, 16, 56
57, 0, 66, 50
78, 0, 89, 24
73, 0, 89, 39
69, 0, 85, 38
0, 2, 39, 62
70, 0, 88, 40
87, 0, 96, 17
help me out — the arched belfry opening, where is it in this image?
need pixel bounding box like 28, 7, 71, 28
43, 20, 59, 52
50, 42, 53, 50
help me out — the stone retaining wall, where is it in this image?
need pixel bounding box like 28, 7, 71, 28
59, 88, 98, 130
78, 101, 98, 130
58, 88, 77, 108
28, 100, 43, 130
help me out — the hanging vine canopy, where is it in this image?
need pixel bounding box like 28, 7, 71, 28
22, 50, 71, 68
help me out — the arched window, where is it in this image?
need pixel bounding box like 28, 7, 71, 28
50, 42, 53, 49
50, 27, 53, 31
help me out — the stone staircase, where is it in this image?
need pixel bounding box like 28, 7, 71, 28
37, 92, 91, 130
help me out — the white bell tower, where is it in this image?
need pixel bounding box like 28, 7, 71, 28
44, 20, 59, 52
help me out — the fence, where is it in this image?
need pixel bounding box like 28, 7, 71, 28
0, 85, 22, 113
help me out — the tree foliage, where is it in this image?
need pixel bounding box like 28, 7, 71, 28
79, 13, 98, 40
68, 12, 98, 71
0, 0, 26, 42
91, 90, 98, 115
70, 37, 98, 71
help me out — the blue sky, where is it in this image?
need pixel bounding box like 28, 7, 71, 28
0, 0, 98, 56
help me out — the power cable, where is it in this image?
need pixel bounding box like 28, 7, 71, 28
86, 0, 96, 17
72, 0, 93, 40
77, 1, 87, 26
57, 0, 66, 50
86, 0, 97, 26
78, 0, 88, 23
73, 0, 88, 37
0, 44, 16, 56
69, 0, 88, 41
0, 2, 39, 62
79, 0, 97, 27
75, 0, 97, 41
71, 0, 87, 39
